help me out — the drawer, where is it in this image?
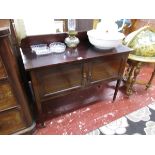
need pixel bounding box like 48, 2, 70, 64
90, 57, 122, 83
0, 83, 17, 111
0, 56, 7, 79
0, 109, 26, 134
33, 63, 83, 97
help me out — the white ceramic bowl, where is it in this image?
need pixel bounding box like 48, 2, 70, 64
87, 29, 125, 49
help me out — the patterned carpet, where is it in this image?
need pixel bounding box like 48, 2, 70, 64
87, 101, 155, 135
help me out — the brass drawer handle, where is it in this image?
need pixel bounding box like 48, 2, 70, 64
82, 72, 87, 86
88, 71, 92, 82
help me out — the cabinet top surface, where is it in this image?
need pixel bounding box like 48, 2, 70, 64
21, 42, 132, 71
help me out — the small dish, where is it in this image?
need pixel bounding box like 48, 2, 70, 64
31, 44, 52, 55
49, 42, 66, 53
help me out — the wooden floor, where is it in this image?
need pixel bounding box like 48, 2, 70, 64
34, 64, 155, 135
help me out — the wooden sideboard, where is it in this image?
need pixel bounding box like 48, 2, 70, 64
20, 32, 132, 126
0, 22, 35, 134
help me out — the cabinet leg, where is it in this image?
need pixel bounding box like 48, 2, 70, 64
39, 122, 46, 128
36, 110, 46, 128
37, 115, 46, 128
113, 79, 121, 101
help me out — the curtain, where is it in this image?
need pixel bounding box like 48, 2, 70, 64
14, 19, 26, 44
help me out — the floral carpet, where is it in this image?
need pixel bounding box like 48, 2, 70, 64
87, 101, 155, 135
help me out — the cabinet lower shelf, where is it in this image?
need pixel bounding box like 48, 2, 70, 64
42, 82, 117, 118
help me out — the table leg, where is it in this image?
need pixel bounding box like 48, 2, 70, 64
123, 61, 133, 81
123, 63, 130, 81
125, 62, 135, 95
146, 65, 155, 90
126, 62, 142, 96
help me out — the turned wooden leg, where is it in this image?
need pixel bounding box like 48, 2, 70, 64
126, 62, 142, 96
146, 65, 155, 90
113, 79, 121, 101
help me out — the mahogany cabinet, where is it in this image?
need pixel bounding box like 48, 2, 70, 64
0, 25, 35, 134
20, 32, 132, 126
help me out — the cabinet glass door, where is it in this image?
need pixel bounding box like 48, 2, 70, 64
34, 63, 83, 98
89, 57, 122, 84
